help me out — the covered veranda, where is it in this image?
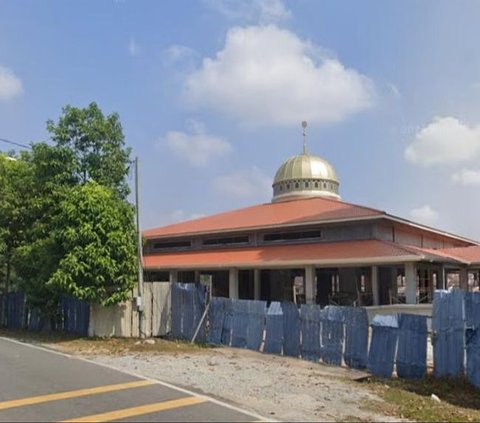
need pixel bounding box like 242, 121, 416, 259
143, 239, 462, 306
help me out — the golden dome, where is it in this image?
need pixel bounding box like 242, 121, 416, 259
272, 153, 340, 202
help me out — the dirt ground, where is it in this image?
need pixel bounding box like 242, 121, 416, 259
42, 337, 400, 422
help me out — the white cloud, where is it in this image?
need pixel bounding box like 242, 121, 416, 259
183, 25, 374, 127
128, 37, 140, 56
409, 205, 439, 226
405, 116, 480, 166
161, 120, 232, 166
213, 167, 271, 200
0, 65, 23, 101
452, 168, 480, 185
205, 0, 291, 24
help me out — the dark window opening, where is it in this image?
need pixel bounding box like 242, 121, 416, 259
144, 270, 170, 281
152, 240, 191, 249
203, 236, 249, 246
263, 230, 322, 242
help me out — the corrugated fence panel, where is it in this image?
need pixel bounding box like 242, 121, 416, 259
7, 292, 25, 329
171, 283, 206, 341
321, 306, 345, 366
59, 297, 90, 336
171, 284, 182, 339
231, 299, 249, 348
193, 285, 207, 343
246, 300, 266, 351
396, 313, 427, 379
300, 304, 322, 362
344, 307, 368, 369
264, 302, 283, 354
282, 301, 300, 358
368, 314, 398, 378
27, 308, 45, 332
432, 290, 465, 378
0, 294, 3, 327
465, 292, 480, 388
221, 298, 233, 346
181, 285, 195, 340
208, 297, 226, 344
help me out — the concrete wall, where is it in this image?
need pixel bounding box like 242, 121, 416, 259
88, 281, 171, 338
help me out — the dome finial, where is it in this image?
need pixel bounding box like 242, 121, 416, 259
301, 120, 308, 154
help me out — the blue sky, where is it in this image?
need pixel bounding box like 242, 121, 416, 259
2, 0, 480, 239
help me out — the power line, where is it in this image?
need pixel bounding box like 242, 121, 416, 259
0, 137, 32, 150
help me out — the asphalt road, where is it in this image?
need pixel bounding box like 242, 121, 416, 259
0, 337, 267, 422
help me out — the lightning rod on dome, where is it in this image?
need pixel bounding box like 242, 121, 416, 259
302, 120, 308, 154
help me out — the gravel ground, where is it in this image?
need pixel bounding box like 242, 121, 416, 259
77, 346, 402, 422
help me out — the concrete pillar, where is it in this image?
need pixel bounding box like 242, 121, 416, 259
460, 267, 468, 291
254, 269, 261, 300
405, 262, 417, 304
390, 267, 398, 304
437, 265, 446, 290
229, 268, 239, 299
305, 265, 316, 305
372, 266, 379, 306
428, 268, 435, 301
169, 270, 178, 284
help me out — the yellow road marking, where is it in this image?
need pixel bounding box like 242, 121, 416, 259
61, 396, 207, 422
0, 380, 154, 411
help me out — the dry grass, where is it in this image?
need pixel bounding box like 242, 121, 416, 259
0, 328, 210, 356
362, 375, 480, 422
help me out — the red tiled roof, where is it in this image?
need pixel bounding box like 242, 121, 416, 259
423, 245, 480, 265
143, 239, 449, 270
143, 197, 384, 239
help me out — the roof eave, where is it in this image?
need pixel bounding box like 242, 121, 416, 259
144, 254, 426, 270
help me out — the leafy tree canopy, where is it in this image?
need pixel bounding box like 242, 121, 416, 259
46, 102, 132, 198
2, 103, 138, 317
48, 182, 137, 305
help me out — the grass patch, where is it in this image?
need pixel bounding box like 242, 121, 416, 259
0, 328, 212, 356
363, 375, 480, 422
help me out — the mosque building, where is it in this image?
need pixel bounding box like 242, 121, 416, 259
143, 124, 480, 307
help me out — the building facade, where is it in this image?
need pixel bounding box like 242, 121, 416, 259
143, 146, 480, 307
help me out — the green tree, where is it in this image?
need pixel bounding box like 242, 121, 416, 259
46, 102, 132, 198
7, 103, 137, 321
0, 154, 33, 295
47, 182, 137, 305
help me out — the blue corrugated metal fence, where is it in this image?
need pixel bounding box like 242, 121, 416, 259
368, 314, 398, 378
432, 290, 465, 378
0, 292, 89, 336
396, 313, 427, 379
465, 292, 480, 388
170, 284, 480, 388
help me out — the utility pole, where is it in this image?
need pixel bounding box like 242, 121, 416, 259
135, 156, 145, 338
